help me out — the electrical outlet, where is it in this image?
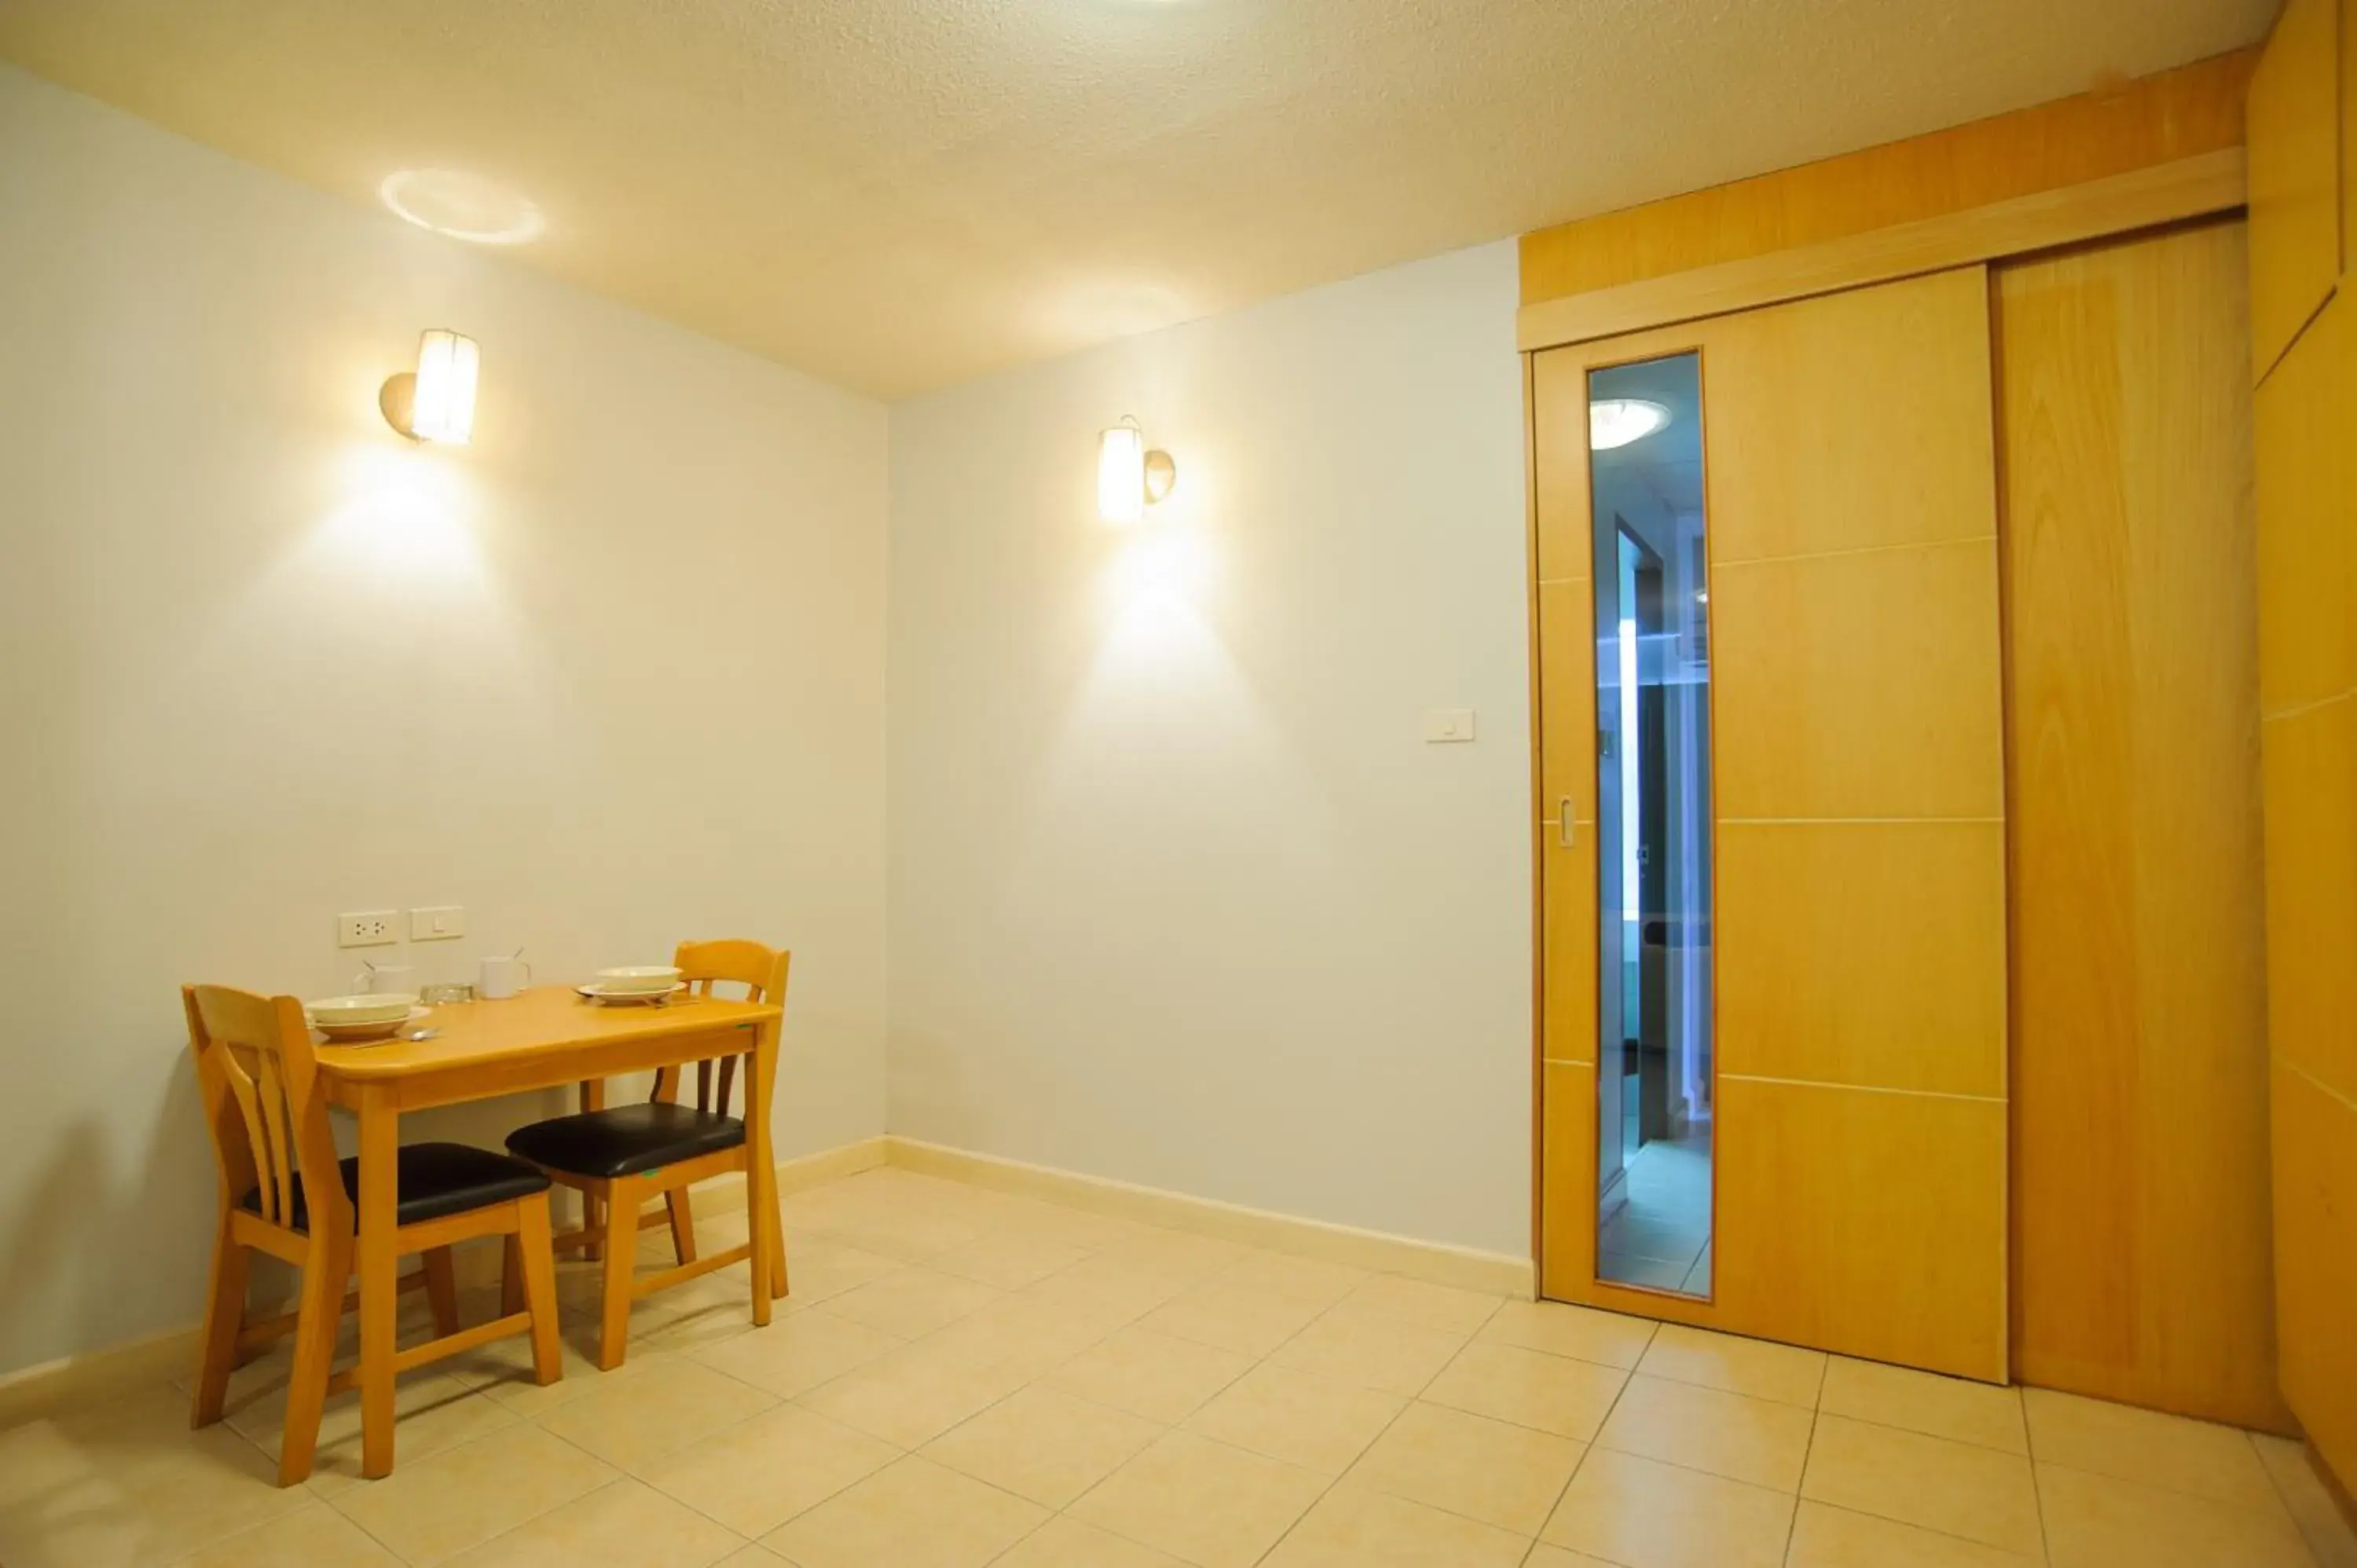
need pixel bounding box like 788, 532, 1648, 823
337, 910, 399, 948
409, 906, 467, 941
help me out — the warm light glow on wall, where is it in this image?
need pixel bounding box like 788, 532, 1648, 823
379, 330, 479, 445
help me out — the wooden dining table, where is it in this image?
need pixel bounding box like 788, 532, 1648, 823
313, 983, 784, 1478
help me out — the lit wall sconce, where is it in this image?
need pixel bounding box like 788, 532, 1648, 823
1098, 416, 1177, 524
379, 329, 480, 444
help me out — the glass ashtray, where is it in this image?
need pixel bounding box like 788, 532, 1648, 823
420, 983, 475, 1005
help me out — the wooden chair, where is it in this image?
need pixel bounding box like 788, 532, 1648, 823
505, 939, 791, 1369
185, 984, 564, 1486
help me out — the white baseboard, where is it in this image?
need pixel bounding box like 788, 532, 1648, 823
0, 1323, 201, 1429
883, 1135, 1535, 1299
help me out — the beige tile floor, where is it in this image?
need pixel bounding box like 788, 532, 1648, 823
4, 1163, 2354, 1568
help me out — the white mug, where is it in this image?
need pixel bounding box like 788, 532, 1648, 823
478, 954, 532, 999
354, 962, 415, 996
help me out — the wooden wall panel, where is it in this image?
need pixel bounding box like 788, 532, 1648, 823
2248, 0, 2342, 383
1717, 1079, 2008, 1380
2254, 296, 2357, 720
2272, 1059, 2357, 1488
1519, 53, 2252, 307
2262, 694, 2357, 1108
2249, 0, 2357, 1490
2000, 223, 2288, 1431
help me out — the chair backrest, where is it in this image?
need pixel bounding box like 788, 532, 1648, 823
656, 940, 791, 1118
184, 984, 346, 1235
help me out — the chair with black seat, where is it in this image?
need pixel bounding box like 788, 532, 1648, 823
184, 983, 564, 1486
505, 938, 791, 1369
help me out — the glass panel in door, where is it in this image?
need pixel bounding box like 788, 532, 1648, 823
1589, 353, 1715, 1298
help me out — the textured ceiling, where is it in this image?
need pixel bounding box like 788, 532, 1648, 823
0, 0, 2271, 397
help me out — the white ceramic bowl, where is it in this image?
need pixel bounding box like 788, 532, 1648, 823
594, 965, 682, 995
306, 993, 419, 1026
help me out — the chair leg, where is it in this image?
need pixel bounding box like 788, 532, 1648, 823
596, 1176, 637, 1371
764, 1182, 790, 1300
501, 1233, 526, 1317
514, 1195, 564, 1386
664, 1188, 697, 1265
578, 1081, 607, 1261
190, 1207, 249, 1428
422, 1246, 460, 1336
277, 1233, 347, 1488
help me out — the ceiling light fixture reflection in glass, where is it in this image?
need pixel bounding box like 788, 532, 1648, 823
1589, 397, 1671, 451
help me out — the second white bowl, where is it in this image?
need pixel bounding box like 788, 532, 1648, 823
594, 965, 682, 994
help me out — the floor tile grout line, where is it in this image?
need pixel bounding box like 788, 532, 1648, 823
1039, 1277, 1521, 1564
1780, 1391, 1820, 1568
1239, 1290, 1516, 1566
2028, 1449, 2322, 1524
1535, 1317, 1662, 1559
2246, 1427, 2345, 1566
320, 1415, 617, 1566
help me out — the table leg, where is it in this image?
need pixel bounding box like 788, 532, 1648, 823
357, 1086, 401, 1478
745, 1033, 778, 1325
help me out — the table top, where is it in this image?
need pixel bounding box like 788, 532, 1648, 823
313, 984, 778, 1082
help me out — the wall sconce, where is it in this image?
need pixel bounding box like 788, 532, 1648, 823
1098, 416, 1177, 524
379, 329, 480, 444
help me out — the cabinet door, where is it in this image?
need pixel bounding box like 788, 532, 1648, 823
2248, 0, 2341, 383
1534, 268, 2008, 1381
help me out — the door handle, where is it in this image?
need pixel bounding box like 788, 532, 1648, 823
1559, 796, 1576, 848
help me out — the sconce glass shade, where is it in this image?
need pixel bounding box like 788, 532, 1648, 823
409, 329, 479, 444
1098, 423, 1146, 524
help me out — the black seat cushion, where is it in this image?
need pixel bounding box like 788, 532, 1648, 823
240, 1141, 552, 1232
505, 1101, 746, 1180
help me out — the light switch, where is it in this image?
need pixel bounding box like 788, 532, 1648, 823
1424, 709, 1476, 743
409, 906, 467, 941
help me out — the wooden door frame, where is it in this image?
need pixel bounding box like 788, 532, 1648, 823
1530, 332, 1728, 1332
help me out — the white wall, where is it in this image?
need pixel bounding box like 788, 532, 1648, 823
0, 67, 891, 1376
887, 243, 1533, 1258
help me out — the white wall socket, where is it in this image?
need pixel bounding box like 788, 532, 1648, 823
409, 906, 467, 941
337, 910, 399, 948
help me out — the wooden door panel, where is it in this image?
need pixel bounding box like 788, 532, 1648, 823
2002, 223, 2286, 1430
1532, 269, 2007, 1379
1715, 820, 2006, 1097
1709, 540, 2005, 821
1717, 1076, 2008, 1381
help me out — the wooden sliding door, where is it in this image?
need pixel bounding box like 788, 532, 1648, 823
2000, 222, 2289, 1431
1535, 266, 2010, 1380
